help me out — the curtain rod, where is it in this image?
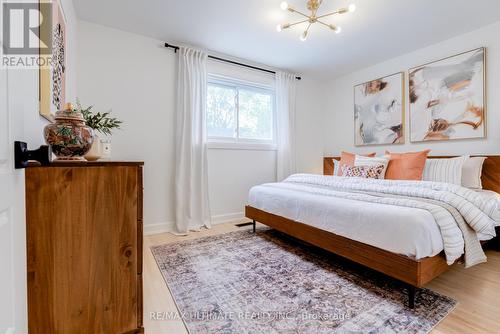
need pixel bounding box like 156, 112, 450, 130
164, 43, 301, 80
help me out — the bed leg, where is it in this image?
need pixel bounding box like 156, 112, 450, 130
408, 285, 416, 309
253, 220, 256, 233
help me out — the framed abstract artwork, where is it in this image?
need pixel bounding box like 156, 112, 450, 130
409, 47, 486, 142
39, 0, 67, 121
354, 72, 404, 146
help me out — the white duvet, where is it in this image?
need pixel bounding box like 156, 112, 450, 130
248, 174, 500, 267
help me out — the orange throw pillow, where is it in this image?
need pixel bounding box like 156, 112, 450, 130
338, 151, 376, 176
385, 150, 431, 180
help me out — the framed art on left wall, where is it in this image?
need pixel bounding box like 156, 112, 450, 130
354, 72, 405, 146
39, 0, 67, 121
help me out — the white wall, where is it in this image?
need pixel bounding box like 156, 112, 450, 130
324, 21, 500, 157
296, 77, 327, 174
76, 21, 326, 233
207, 149, 276, 221
76, 21, 176, 233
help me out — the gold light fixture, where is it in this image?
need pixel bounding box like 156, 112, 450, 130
276, 0, 356, 41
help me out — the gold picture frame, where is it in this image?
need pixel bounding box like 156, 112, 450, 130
39, 0, 67, 121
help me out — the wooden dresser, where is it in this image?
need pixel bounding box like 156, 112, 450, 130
25, 162, 144, 334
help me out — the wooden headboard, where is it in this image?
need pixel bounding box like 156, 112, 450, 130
323, 156, 500, 194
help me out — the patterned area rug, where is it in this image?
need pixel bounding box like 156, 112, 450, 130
151, 229, 456, 334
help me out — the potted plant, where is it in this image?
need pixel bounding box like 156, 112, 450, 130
77, 102, 122, 161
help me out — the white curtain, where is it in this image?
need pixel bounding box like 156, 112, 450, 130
275, 71, 297, 181
174, 46, 211, 234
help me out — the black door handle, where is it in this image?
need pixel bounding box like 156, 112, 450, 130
14, 141, 51, 169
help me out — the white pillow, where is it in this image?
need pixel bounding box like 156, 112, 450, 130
332, 158, 340, 176
423, 156, 469, 185
354, 155, 390, 179
462, 157, 487, 189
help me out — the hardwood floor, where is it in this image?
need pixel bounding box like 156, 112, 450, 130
144, 221, 500, 334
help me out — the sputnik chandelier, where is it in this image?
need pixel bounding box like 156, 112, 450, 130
276, 0, 356, 41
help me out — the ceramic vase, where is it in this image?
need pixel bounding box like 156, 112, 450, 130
84, 135, 103, 161
44, 103, 94, 161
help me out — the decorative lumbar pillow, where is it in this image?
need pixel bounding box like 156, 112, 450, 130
423, 156, 469, 185
462, 156, 487, 189
354, 155, 390, 179
341, 164, 386, 179
385, 150, 430, 180
338, 151, 376, 176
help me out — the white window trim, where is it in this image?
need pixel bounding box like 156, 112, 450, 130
207, 141, 277, 151
206, 74, 276, 150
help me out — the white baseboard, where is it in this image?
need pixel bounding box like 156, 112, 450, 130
144, 212, 245, 236
211, 212, 245, 225
143, 221, 175, 236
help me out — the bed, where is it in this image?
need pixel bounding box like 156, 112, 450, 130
245, 155, 500, 308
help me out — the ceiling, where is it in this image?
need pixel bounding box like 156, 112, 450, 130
74, 0, 500, 79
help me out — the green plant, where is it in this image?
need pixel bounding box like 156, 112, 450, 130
77, 102, 122, 136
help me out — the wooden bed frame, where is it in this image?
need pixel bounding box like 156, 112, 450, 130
245, 155, 500, 308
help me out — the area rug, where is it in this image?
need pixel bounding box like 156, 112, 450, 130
151, 229, 456, 334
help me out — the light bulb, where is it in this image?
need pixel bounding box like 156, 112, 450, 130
300, 31, 308, 42
280, 1, 289, 10
276, 24, 282, 32
348, 4, 356, 12
329, 25, 342, 34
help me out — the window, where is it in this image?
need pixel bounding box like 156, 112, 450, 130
206, 76, 275, 146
